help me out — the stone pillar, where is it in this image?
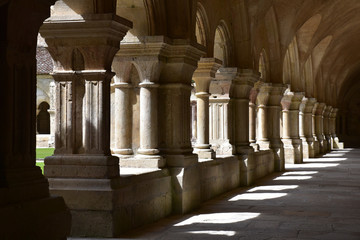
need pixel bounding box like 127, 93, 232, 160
48, 81, 56, 147
156, 39, 205, 214
113, 45, 165, 168
230, 69, 259, 185
323, 106, 332, 152
311, 102, 320, 156
249, 81, 263, 151
41, 14, 132, 237
330, 108, 344, 149
0, 0, 71, 239
231, 70, 259, 155
299, 98, 317, 158
281, 91, 304, 164
111, 60, 133, 156
209, 67, 235, 155
193, 58, 222, 159
257, 84, 286, 171
314, 103, 326, 154
191, 96, 197, 145
256, 83, 271, 150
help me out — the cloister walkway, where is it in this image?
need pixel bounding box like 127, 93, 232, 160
72, 149, 360, 240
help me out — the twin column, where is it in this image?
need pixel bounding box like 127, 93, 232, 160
193, 58, 222, 159
111, 55, 163, 166
281, 91, 304, 164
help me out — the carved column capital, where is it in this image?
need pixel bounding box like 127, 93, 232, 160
231, 69, 259, 99
193, 58, 222, 93
315, 103, 326, 116
281, 91, 304, 111
300, 97, 317, 113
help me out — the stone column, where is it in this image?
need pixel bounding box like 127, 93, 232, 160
193, 58, 222, 159
156, 39, 205, 214
113, 47, 166, 168
314, 103, 326, 154
111, 60, 133, 156
230, 69, 259, 186
137, 82, 161, 158
256, 83, 271, 150
212, 68, 238, 155
41, 14, 132, 237
281, 91, 304, 164
311, 102, 320, 156
323, 106, 332, 152
330, 108, 344, 149
299, 98, 317, 158
0, 0, 71, 238
249, 81, 263, 151
231, 70, 259, 155
48, 81, 56, 147
191, 96, 197, 145
257, 84, 286, 171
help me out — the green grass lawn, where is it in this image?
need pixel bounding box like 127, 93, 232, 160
36, 161, 45, 173
36, 148, 54, 173
36, 148, 54, 159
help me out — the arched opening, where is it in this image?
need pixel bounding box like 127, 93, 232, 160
195, 3, 209, 47
37, 101, 50, 134
214, 21, 231, 67
116, 0, 148, 42
283, 37, 302, 91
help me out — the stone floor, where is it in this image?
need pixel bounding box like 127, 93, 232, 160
69, 149, 360, 240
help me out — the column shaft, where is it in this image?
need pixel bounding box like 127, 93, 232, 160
138, 83, 159, 155
113, 83, 133, 155
193, 58, 222, 159
196, 94, 211, 148
249, 102, 257, 144
257, 105, 268, 142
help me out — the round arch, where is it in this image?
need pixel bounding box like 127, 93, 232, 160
214, 20, 232, 67
195, 2, 210, 48
37, 101, 50, 134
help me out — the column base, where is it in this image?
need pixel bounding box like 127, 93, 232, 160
211, 140, 234, 155
238, 153, 255, 187
165, 154, 201, 214
283, 138, 303, 164
0, 196, 71, 240
257, 140, 271, 150
112, 148, 133, 155
113, 154, 166, 168
194, 147, 216, 160
325, 135, 332, 152
332, 137, 344, 149
269, 140, 285, 172
250, 142, 260, 152
303, 137, 318, 158
301, 137, 310, 160
49, 170, 172, 237
317, 137, 325, 154
44, 155, 119, 178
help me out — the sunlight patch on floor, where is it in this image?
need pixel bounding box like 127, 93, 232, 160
186, 230, 236, 236
174, 212, 260, 226
308, 158, 347, 162
287, 163, 339, 168
247, 185, 298, 192
229, 193, 287, 201
325, 153, 346, 157
274, 176, 312, 180
283, 171, 318, 175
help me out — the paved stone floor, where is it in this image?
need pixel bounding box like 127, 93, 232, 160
70, 149, 360, 240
